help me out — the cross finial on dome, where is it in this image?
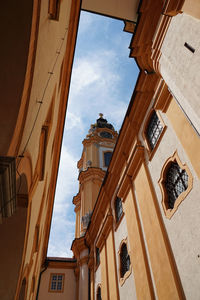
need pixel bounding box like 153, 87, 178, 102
99, 113, 103, 118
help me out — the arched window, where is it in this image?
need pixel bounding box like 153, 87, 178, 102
104, 151, 112, 167
97, 286, 102, 300
159, 152, 193, 219
165, 162, 188, 209
120, 243, 130, 278
146, 111, 163, 150
115, 197, 123, 223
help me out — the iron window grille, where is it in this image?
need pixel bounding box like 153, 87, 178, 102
165, 162, 188, 209
120, 243, 130, 278
96, 247, 100, 266
146, 111, 163, 150
115, 197, 123, 223
97, 286, 102, 300
50, 274, 64, 291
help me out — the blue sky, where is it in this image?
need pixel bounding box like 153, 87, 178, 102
47, 11, 139, 257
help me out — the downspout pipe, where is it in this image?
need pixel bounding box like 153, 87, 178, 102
36, 259, 49, 300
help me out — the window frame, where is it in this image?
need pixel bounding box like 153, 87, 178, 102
49, 273, 65, 293
103, 151, 112, 167
159, 151, 193, 219
96, 247, 100, 269
48, 0, 61, 20
114, 197, 124, 228
96, 284, 102, 300
118, 238, 132, 286
143, 109, 166, 160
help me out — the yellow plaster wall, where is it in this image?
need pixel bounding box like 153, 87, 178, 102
83, 181, 93, 215
81, 0, 139, 22
38, 267, 76, 300
123, 189, 154, 299
166, 98, 200, 178
11, 0, 82, 298
182, 0, 200, 19
134, 162, 183, 300
91, 143, 99, 167
75, 210, 80, 238
106, 230, 119, 300
100, 245, 109, 300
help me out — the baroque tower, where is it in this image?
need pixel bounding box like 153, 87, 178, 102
73, 114, 118, 238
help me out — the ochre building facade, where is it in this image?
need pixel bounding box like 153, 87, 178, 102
0, 0, 200, 299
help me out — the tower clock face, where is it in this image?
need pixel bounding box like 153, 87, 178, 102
100, 131, 112, 139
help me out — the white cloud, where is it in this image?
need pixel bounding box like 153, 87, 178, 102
47, 146, 78, 257
65, 112, 83, 132
55, 145, 78, 203
71, 58, 100, 93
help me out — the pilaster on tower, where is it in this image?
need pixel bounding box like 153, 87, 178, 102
73, 114, 118, 238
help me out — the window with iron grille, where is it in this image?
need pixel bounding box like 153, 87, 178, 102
120, 243, 130, 278
115, 197, 123, 223
97, 286, 102, 300
96, 247, 100, 266
165, 162, 188, 209
50, 274, 64, 292
146, 111, 163, 150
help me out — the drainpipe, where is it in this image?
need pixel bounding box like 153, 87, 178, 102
36, 259, 48, 300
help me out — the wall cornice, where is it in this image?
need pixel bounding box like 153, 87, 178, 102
71, 236, 88, 259
78, 167, 105, 183
96, 213, 113, 251
129, 0, 184, 72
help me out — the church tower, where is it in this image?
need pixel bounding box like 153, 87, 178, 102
73, 114, 118, 238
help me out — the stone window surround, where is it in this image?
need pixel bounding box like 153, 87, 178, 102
118, 238, 132, 286
158, 151, 193, 219
143, 109, 167, 160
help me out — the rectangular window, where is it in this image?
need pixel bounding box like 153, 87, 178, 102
48, 0, 61, 20
49, 273, 64, 292
104, 151, 112, 167
146, 111, 163, 150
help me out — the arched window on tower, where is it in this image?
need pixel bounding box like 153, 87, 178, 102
104, 151, 112, 167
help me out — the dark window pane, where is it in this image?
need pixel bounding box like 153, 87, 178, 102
165, 162, 188, 209
120, 243, 130, 278
146, 111, 163, 150
97, 287, 102, 300
115, 197, 123, 223
104, 152, 112, 167
96, 247, 100, 266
